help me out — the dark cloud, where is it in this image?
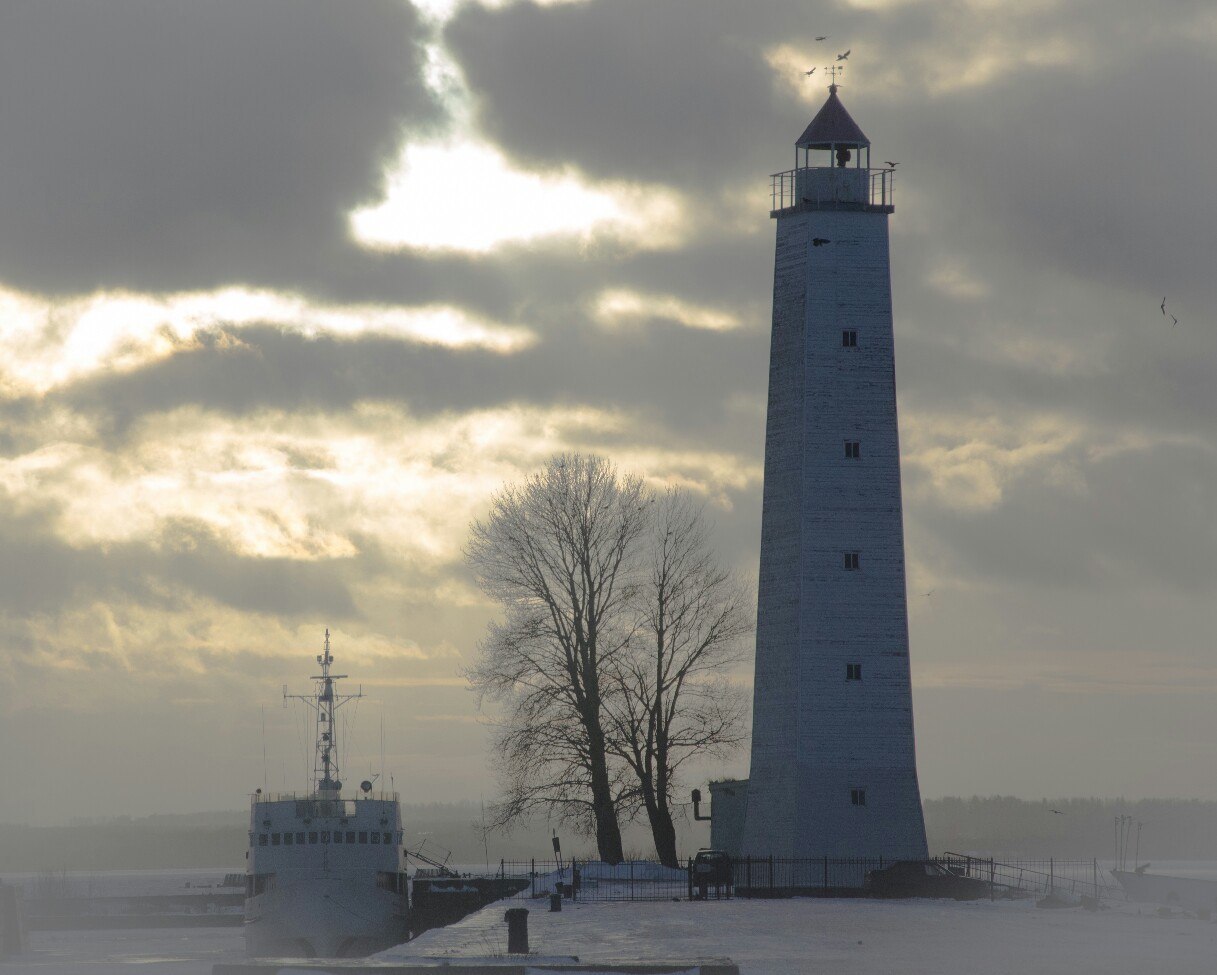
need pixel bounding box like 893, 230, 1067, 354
444, 0, 803, 188
0, 0, 440, 296
0, 504, 357, 619
55, 321, 768, 456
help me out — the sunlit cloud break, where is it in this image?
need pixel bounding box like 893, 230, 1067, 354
349, 141, 687, 254
0, 286, 534, 397
592, 288, 742, 332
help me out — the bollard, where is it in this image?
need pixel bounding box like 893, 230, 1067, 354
550, 891, 562, 912
0, 883, 25, 959
505, 907, 529, 954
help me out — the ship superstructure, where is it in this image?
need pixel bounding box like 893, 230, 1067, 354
244, 631, 409, 957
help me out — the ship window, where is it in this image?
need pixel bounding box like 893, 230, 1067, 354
333, 831, 343, 844
383, 832, 392, 845
296, 832, 305, 845
283, 833, 293, 846
359, 831, 368, 844
321, 831, 330, 844
258, 834, 268, 846
851, 788, 867, 806
271, 833, 281, 846
842, 330, 858, 347
844, 551, 860, 570
347, 831, 356, 844
846, 663, 862, 681
371, 831, 380, 844
309, 831, 318, 844
845, 440, 861, 459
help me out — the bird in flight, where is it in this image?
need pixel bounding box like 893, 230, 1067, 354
837, 49, 851, 61
922, 589, 935, 597
816, 35, 829, 41
1051, 809, 1064, 815
884, 160, 899, 168
1160, 297, 1167, 316
1171, 314, 1179, 326
805, 67, 816, 76
812, 237, 832, 247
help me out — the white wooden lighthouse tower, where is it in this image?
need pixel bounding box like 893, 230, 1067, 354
738, 84, 928, 859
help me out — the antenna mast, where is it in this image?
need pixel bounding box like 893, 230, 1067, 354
284, 629, 363, 797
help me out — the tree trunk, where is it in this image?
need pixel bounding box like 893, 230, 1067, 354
647, 795, 679, 869
587, 727, 624, 864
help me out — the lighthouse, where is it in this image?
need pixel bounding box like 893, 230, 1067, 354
734, 84, 928, 860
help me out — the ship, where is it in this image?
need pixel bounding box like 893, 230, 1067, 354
1112, 867, 1217, 917
244, 631, 410, 957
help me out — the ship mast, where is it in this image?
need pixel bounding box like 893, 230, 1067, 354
284, 629, 363, 798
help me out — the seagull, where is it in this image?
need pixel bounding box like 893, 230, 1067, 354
1160, 297, 1167, 316
805, 67, 816, 76
884, 161, 899, 168
1171, 314, 1179, 326
1051, 809, 1064, 815
922, 589, 935, 597
812, 237, 831, 247
815, 35, 829, 41
837, 49, 851, 61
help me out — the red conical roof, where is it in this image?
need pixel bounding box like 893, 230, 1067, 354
795, 85, 870, 149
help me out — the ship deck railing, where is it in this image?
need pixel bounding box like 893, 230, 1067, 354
252, 790, 399, 803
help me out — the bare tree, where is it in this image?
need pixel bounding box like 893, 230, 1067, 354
465, 453, 648, 864
608, 489, 751, 867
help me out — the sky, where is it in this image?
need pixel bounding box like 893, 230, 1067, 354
2, 0, 1216, 827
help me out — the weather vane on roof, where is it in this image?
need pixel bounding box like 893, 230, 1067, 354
826, 63, 845, 86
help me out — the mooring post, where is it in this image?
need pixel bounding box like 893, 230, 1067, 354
505, 907, 529, 954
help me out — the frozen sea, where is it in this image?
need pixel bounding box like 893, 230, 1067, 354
5, 864, 1217, 974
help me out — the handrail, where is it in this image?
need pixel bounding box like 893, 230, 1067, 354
770, 166, 895, 212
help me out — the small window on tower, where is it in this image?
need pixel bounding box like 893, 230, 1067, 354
845, 441, 861, 459
296, 832, 305, 845
271, 833, 281, 846
284, 833, 293, 846
842, 330, 858, 347
309, 832, 318, 845
844, 552, 860, 570
851, 788, 867, 806
846, 663, 862, 681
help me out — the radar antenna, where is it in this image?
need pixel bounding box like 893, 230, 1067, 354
284, 629, 363, 797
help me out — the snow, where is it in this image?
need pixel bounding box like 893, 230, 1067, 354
385, 894, 1217, 975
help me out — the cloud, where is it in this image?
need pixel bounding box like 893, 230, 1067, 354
0, 0, 440, 296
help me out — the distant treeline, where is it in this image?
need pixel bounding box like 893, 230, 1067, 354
0, 802, 701, 872
924, 796, 1217, 859
4, 797, 1214, 871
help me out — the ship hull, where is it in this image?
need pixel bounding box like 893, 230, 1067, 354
245, 872, 408, 958
1112, 870, 1217, 916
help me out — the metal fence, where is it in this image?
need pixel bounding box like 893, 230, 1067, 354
941, 854, 1124, 903
484, 854, 1126, 904
731, 856, 883, 896
491, 859, 690, 903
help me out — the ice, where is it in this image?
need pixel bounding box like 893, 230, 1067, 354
385, 894, 1217, 974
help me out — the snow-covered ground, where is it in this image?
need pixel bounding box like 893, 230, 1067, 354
386, 895, 1217, 975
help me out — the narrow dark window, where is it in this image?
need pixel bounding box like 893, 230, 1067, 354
371, 831, 380, 844
851, 788, 867, 806
333, 831, 342, 844
846, 663, 862, 681
384, 832, 393, 845
844, 552, 860, 570
321, 831, 330, 844
258, 834, 268, 846
844, 441, 861, 459
359, 831, 368, 844
271, 833, 281, 846
296, 832, 305, 845
842, 330, 858, 347
308, 831, 318, 845
283, 833, 293, 846
347, 831, 356, 844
